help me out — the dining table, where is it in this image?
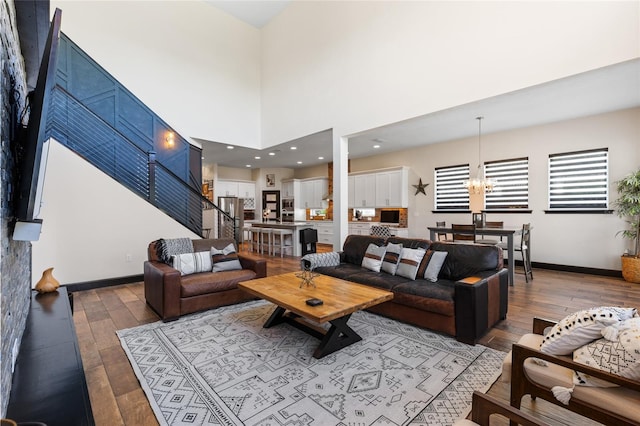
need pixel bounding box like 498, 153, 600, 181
427, 225, 524, 286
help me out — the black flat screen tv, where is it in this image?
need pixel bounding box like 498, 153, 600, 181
13, 8, 61, 241
380, 210, 400, 224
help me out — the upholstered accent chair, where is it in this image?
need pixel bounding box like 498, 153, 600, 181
503, 317, 640, 426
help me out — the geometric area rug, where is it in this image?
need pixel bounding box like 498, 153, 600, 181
117, 300, 504, 426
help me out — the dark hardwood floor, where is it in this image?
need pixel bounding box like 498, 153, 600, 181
72, 243, 638, 425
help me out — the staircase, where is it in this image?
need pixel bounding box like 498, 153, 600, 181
44, 33, 236, 239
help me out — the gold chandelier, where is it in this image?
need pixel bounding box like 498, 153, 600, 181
463, 116, 497, 194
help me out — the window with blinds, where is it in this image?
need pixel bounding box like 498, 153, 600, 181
548, 148, 609, 210
434, 164, 470, 210
484, 157, 529, 209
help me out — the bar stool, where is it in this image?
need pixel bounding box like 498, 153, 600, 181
241, 225, 253, 252
271, 229, 293, 258
257, 228, 273, 255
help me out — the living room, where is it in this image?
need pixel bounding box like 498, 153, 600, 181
1, 1, 639, 425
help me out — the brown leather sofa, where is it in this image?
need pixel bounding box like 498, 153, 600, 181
303, 235, 508, 344
144, 238, 267, 321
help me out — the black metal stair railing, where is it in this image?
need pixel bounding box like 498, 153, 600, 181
46, 85, 233, 236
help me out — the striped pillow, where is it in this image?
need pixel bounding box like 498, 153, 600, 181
381, 243, 403, 275
172, 251, 212, 276
361, 243, 387, 273
396, 247, 427, 280
211, 243, 243, 272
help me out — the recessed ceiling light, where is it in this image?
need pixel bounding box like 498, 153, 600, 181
373, 144, 380, 149
297, 161, 303, 164
269, 152, 275, 156
201, 156, 204, 160
290, 146, 297, 150
226, 146, 234, 150
245, 164, 251, 167
318, 156, 324, 160
254, 156, 261, 159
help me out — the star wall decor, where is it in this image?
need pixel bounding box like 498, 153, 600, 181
413, 178, 429, 195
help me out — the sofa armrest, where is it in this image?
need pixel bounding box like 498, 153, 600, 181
144, 260, 181, 321
454, 268, 508, 345
532, 317, 557, 335
238, 254, 267, 278
512, 342, 640, 391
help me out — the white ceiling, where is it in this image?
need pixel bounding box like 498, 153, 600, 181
200, 2, 639, 170
199, 58, 640, 169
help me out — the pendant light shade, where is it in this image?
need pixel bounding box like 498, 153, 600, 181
463, 116, 497, 194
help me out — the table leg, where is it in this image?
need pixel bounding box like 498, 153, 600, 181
313, 314, 362, 359
264, 306, 287, 328
507, 234, 515, 286
429, 229, 436, 241
263, 307, 362, 359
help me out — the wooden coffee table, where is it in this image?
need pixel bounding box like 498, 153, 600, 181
238, 272, 393, 359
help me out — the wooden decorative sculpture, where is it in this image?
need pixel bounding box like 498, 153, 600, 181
35, 267, 60, 293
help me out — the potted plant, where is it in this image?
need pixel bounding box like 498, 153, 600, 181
614, 168, 640, 283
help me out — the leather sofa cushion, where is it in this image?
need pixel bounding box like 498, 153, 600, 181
342, 235, 386, 266
315, 263, 411, 291
386, 237, 430, 250
344, 270, 411, 291
429, 242, 501, 281
181, 269, 257, 297
148, 238, 237, 263
315, 264, 365, 280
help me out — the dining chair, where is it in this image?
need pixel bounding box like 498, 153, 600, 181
370, 225, 392, 238
451, 224, 476, 243
498, 223, 533, 282
476, 221, 504, 245
435, 221, 450, 241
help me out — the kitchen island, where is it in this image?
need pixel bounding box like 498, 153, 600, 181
249, 222, 315, 257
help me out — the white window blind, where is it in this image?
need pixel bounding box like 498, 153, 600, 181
434, 164, 470, 210
484, 157, 529, 209
548, 148, 608, 210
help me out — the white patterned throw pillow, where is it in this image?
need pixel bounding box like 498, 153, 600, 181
172, 251, 213, 276
381, 243, 403, 275
395, 247, 426, 280
540, 306, 638, 355
573, 316, 640, 387
211, 243, 243, 272
361, 243, 387, 273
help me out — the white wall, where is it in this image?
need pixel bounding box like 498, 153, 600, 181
261, 1, 640, 146
32, 140, 200, 286
51, 0, 262, 148
349, 108, 640, 271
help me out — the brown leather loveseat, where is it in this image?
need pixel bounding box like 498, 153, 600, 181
144, 238, 266, 321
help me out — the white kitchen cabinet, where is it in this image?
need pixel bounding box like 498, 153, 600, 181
237, 182, 255, 200
375, 168, 408, 207
348, 222, 371, 235
217, 180, 238, 197
281, 179, 296, 198
348, 176, 355, 208
352, 174, 376, 208
315, 222, 334, 244
300, 178, 328, 209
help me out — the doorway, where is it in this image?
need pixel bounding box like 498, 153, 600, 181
262, 190, 280, 221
